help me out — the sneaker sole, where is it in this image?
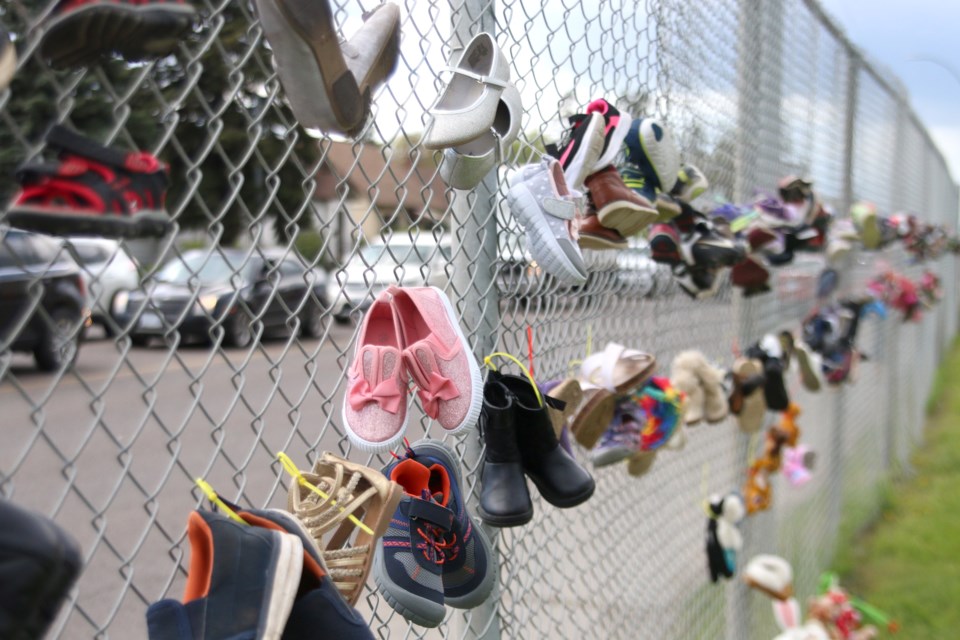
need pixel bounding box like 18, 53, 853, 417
476, 503, 533, 528
373, 545, 446, 628
406, 439, 497, 608
577, 233, 627, 251
562, 113, 605, 191
626, 450, 657, 476
508, 180, 588, 285
255, 0, 367, 134
590, 444, 635, 468
40, 3, 196, 69
596, 201, 658, 237
570, 388, 616, 449
5, 206, 172, 239
340, 399, 409, 454
259, 530, 304, 640
794, 345, 821, 392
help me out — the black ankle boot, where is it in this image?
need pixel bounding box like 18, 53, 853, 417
493, 371, 595, 508
478, 378, 534, 527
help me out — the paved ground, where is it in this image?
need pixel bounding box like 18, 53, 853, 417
0, 320, 418, 637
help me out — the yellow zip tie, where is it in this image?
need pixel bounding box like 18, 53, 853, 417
194, 478, 247, 524
276, 452, 374, 536
586, 324, 593, 357
483, 352, 544, 407
568, 358, 582, 378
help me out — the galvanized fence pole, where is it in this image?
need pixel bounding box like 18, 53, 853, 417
448, 0, 502, 638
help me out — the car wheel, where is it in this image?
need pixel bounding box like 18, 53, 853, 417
299, 301, 324, 338
224, 312, 253, 348
131, 335, 151, 347
34, 307, 80, 372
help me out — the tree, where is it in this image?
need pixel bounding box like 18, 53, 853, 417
0, 1, 322, 246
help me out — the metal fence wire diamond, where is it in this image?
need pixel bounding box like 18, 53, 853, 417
0, 0, 957, 638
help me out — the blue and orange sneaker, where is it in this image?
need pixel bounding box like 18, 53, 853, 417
146, 510, 303, 640
216, 500, 375, 640
374, 439, 495, 627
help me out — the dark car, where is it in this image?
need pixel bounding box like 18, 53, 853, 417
114, 249, 328, 348
0, 230, 88, 371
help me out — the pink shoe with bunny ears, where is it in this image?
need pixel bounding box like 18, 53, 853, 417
343, 293, 409, 453
390, 286, 483, 435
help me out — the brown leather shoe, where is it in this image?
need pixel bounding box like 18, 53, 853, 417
584, 165, 657, 237
578, 209, 628, 250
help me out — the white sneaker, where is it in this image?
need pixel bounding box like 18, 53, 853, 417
507, 157, 588, 285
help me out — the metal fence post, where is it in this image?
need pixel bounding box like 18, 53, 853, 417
448, 0, 501, 638
841, 53, 860, 216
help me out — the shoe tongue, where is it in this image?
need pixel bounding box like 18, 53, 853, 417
427, 464, 451, 508
390, 458, 431, 497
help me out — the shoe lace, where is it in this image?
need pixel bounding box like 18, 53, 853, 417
415, 490, 454, 565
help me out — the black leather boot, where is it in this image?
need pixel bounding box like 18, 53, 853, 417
493, 371, 595, 508
478, 378, 534, 527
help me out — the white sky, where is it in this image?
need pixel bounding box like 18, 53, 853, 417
819, 0, 960, 181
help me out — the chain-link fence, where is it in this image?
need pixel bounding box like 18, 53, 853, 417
1, 0, 958, 637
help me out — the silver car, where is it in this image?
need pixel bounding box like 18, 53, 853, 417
333, 237, 451, 323
65, 238, 140, 336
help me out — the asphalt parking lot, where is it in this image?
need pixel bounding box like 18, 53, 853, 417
0, 320, 423, 637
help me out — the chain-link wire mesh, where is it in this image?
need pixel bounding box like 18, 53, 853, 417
0, 0, 958, 638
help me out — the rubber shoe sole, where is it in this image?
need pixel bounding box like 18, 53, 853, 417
40, 3, 196, 69
6, 206, 172, 239
256, 0, 367, 135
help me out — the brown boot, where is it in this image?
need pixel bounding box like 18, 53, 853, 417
584, 165, 658, 237
578, 208, 628, 250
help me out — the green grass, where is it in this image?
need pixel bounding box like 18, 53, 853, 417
840, 337, 960, 638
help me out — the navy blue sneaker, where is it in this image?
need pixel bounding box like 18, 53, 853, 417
395, 440, 495, 609
619, 117, 680, 202
216, 500, 375, 640
146, 510, 303, 640
0, 500, 82, 640
374, 453, 454, 627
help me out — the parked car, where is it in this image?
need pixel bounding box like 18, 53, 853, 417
64, 238, 139, 336
0, 229, 88, 371
333, 236, 451, 323
114, 249, 328, 348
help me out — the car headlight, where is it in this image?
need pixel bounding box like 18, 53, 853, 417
112, 290, 129, 316
198, 294, 219, 313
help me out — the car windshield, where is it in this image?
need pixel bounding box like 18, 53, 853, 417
359, 243, 448, 265
156, 253, 250, 285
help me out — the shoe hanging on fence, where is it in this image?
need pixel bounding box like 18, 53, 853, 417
0, 500, 82, 640
255, 0, 400, 136
374, 440, 495, 627
146, 510, 304, 640
507, 156, 589, 285
6, 125, 172, 239
619, 116, 680, 220
284, 452, 404, 607
216, 497, 376, 640
440, 84, 522, 190
39, 0, 197, 69
423, 32, 510, 149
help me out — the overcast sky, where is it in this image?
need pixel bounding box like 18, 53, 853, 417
819, 0, 960, 181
